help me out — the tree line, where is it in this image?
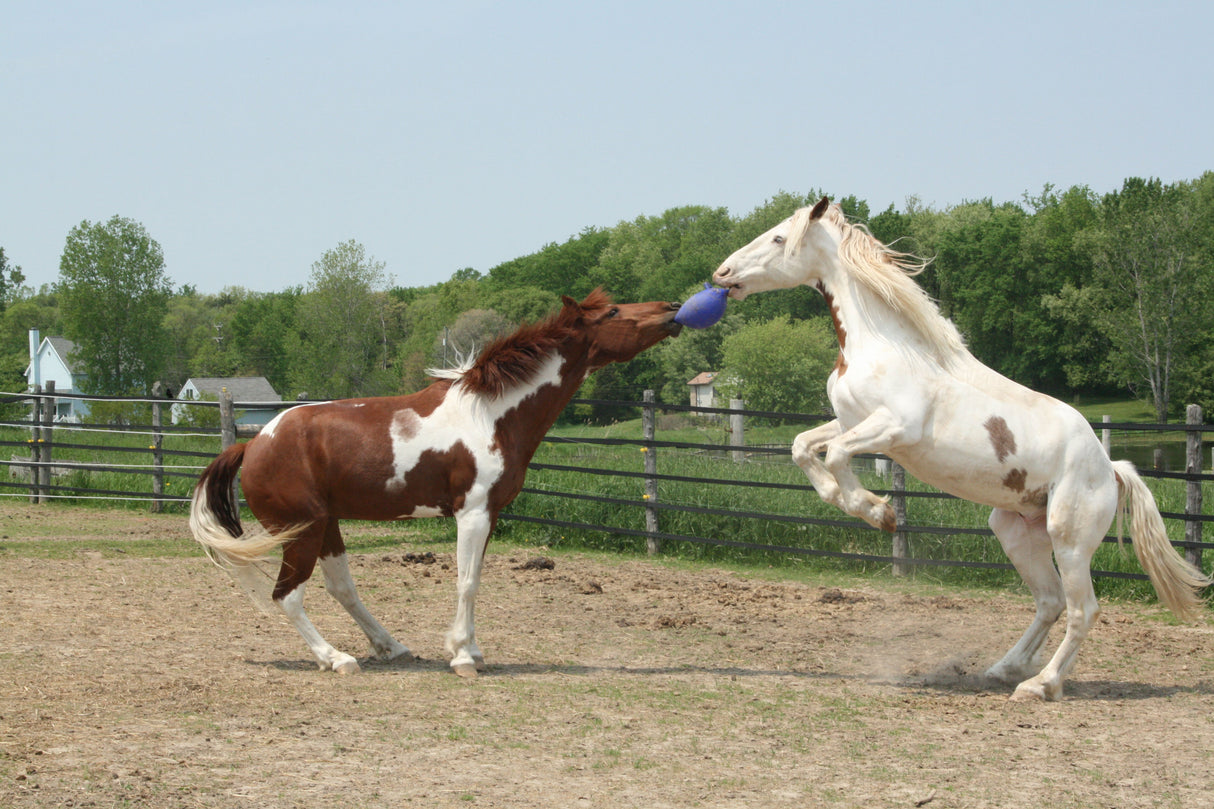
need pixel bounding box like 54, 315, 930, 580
1, 172, 1211, 423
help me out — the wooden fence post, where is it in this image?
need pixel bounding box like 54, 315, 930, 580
219, 387, 236, 450
642, 389, 659, 555
1101, 415, 1112, 456
28, 384, 41, 503
729, 398, 745, 464
1184, 404, 1203, 569
38, 381, 55, 503
151, 381, 165, 513
891, 461, 910, 577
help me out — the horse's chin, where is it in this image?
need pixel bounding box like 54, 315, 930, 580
722, 284, 748, 301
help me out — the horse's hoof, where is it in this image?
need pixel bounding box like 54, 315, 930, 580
1010, 680, 1060, 702
334, 659, 362, 676
452, 662, 479, 679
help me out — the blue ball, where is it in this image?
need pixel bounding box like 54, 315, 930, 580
674, 282, 729, 329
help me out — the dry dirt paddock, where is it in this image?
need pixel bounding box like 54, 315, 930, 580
1, 503, 1213, 809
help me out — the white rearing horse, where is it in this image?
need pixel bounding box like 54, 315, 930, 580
713, 197, 1211, 701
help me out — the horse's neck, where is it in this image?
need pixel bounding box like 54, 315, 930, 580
481, 348, 591, 460
817, 271, 955, 368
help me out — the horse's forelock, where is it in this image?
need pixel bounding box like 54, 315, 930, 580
784, 202, 846, 261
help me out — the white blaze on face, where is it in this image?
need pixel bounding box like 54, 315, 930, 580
386, 354, 566, 508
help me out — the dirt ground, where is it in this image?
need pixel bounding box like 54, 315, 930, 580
2, 504, 1213, 808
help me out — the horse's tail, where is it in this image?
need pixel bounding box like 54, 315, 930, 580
1113, 460, 1212, 621
189, 443, 302, 612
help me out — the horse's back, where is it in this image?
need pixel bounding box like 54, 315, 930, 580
890, 362, 1110, 515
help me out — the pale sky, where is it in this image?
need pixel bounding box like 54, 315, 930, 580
3, 1, 1211, 295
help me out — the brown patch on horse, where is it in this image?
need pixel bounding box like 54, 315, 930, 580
1020, 484, 1049, 509
816, 281, 848, 376
396, 445, 477, 517
456, 290, 614, 398
1002, 468, 1027, 493
984, 416, 1017, 463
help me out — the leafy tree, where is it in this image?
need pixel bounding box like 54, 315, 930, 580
57, 216, 172, 394
289, 240, 395, 399
0, 247, 26, 312
1085, 178, 1211, 420
226, 288, 301, 394
1021, 184, 1104, 392
435, 308, 514, 366
718, 315, 837, 418
486, 227, 610, 298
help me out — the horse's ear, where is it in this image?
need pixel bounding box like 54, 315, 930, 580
560, 295, 580, 310
810, 196, 830, 220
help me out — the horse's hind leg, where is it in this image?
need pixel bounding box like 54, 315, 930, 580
1009, 484, 1115, 701
273, 521, 361, 674
985, 508, 1064, 686
318, 520, 413, 663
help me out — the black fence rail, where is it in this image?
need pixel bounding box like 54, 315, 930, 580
497, 396, 1214, 583
2, 389, 1210, 585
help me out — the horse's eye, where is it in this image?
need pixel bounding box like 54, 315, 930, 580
773, 235, 785, 245
607, 307, 620, 318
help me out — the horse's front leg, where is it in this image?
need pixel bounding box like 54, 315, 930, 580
444, 507, 496, 678
791, 420, 846, 509
819, 408, 910, 532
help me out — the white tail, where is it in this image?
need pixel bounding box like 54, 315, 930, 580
189, 480, 303, 614
1114, 460, 1212, 621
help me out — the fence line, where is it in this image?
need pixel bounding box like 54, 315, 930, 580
2, 389, 1210, 582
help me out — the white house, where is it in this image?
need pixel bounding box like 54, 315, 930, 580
687, 371, 718, 409
174, 377, 283, 427
25, 330, 90, 421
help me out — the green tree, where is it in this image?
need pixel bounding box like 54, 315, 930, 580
289, 240, 395, 399
57, 216, 172, 394
1087, 178, 1210, 420
718, 315, 837, 418
226, 288, 300, 394
0, 247, 26, 312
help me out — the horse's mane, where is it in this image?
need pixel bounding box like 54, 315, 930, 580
786, 203, 965, 360
430, 289, 614, 397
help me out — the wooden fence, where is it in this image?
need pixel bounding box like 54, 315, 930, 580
1, 388, 1210, 582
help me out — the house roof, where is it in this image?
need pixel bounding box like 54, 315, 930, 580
687, 372, 717, 386
46, 337, 81, 373
25, 336, 85, 380
181, 377, 281, 403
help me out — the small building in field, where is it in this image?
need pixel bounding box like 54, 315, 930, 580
174, 377, 283, 427
24, 330, 90, 421
687, 371, 719, 409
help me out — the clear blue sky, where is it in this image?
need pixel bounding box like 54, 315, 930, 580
3, 1, 1211, 295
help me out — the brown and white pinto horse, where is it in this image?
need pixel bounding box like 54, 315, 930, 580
190, 290, 681, 677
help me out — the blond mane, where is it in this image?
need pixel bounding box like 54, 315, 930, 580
786, 203, 964, 360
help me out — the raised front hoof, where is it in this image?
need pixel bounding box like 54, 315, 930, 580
451, 662, 479, 679
861, 502, 898, 533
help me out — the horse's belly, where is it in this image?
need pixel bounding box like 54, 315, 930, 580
890, 447, 1051, 517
